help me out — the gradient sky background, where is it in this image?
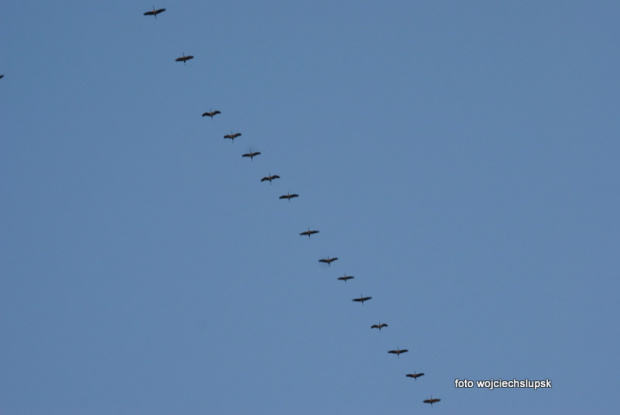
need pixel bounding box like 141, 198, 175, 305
2, 1, 619, 414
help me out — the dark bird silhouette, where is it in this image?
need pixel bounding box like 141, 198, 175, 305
319, 257, 338, 266
261, 174, 280, 183
353, 295, 372, 304
338, 275, 354, 283
406, 372, 424, 380
224, 132, 241, 141
279, 192, 299, 201
202, 110, 221, 118
423, 397, 440, 405
0, 75, 4, 79
144, 7, 166, 18
299, 228, 319, 238
242, 151, 261, 160
371, 322, 388, 331
175, 53, 194, 64
388, 347, 408, 356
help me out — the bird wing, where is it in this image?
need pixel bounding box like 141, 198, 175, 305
156, 8, 166, 14
261, 177, 269, 182
272, 175, 280, 179
144, 11, 154, 15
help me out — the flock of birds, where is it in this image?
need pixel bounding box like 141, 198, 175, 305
143, 6, 442, 408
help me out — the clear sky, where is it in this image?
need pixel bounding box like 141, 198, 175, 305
2, 1, 619, 414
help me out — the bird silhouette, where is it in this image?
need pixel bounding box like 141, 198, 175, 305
144, 7, 166, 18
337, 275, 354, 283
223, 132, 241, 141
353, 295, 372, 304
423, 396, 440, 405
202, 110, 221, 118
261, 174, 280, 183
388, 347, 408, 357
318, 257, 338, 266
242, 151, 261, 160
175, 53, 194, 64
406, 372, 424, 380
299, 228, 319, 238
370, 322, 388, 331
279, 192, 299, 201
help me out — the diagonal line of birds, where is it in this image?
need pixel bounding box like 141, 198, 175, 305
143, 6, 440, 409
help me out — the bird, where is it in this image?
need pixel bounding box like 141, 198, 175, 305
299, 228, 319, 238
352, 295, 372, 304
318, 257, 338, 266
388, 347, 408, 356
144, 7, 166, 18
261, 174, 280, 183
406, 372, 424, 380
0, 75, 4, 79
279, 192, 299, 201
224, 132, 241, 141
175, 53, 194, 64
337, 275, 354, 283
423, 397, 440, 405
202, 110, 221, 118
371, 322, 388, 331
242, 151, 261, 160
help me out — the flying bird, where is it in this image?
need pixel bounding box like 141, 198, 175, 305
423, 397, 440, 405
261, 174, 280, 183
175, 53, 194, 64
406, 372, 424, 380
144, 7, 166, 18
279, 192, 299, 201
224, 132, 241, 141
371, 322, 388, 331
353, 295, 372, 304
242, 151, 261, 160
318, 257, 338, 266
337, 275, 354, 283
0, 75, 4, 79
299, 228, 319, 238
202, 110, 221, 118
388, 347, 408, 356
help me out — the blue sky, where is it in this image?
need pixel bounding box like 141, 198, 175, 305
2, 1, 619, 414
